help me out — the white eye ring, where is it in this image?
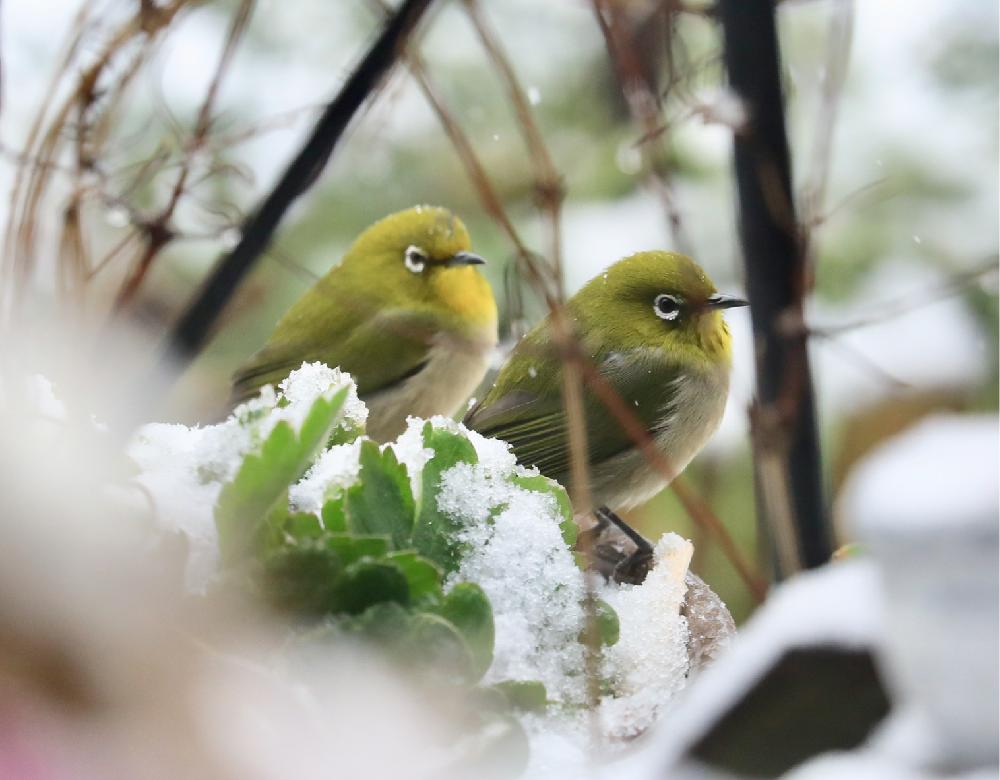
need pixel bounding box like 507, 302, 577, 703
653, 293, 682, 321
404, 245, 427, 273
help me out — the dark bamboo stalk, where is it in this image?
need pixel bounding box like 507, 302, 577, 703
718, 0, 831, 575
161, 0, 435, 371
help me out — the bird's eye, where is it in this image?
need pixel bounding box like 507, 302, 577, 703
653, 293, 683, 321
404, 245, 428, 273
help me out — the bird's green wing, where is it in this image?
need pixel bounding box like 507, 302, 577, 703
465, 347, 683, 483
231, 306, 438, 405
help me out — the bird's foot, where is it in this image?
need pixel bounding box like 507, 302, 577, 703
576, 506, 655, 585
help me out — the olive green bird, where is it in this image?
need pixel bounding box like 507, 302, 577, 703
465, 250, 746, 525
233, 206, 498, 442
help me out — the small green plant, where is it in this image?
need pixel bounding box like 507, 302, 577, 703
205, 370, 605, 772
129, 363, 701, 774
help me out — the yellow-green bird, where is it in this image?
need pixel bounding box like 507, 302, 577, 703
465, 250, 746, 524
233, 206, 498, 442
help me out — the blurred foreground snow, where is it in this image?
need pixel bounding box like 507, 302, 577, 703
4, 364, 997, 779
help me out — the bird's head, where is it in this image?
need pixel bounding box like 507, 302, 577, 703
572, 250, 747, 368
342, 205, 497, 330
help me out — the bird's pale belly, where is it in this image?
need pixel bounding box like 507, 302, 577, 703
588, 369, 729, 512
363, 334, 494, 442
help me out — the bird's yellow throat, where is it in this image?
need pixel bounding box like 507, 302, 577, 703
698, 310, 734, 365
431, 267, 498, 327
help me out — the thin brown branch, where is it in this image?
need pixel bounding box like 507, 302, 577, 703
460, 0, 566, 285
806, 258, 999, 338
2, 0, 197, 325
574, 352, 768, 602
811, 334, 912, 390
1, 0, 93, 314
591, 0, 694, 256
801, 0, 855, 241
112, 0, 254, 313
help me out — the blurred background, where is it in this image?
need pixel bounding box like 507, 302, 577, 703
1, 0, 997, 622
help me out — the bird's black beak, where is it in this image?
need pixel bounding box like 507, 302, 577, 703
703, 293, 749, 311
446, 251, 486, 267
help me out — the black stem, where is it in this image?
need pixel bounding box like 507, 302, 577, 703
719, 0, 831, 574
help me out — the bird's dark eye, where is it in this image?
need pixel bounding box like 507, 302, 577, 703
404, 245, 428, 273
653, 293, 683, 322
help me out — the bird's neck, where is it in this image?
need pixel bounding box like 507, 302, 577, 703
697, 312, 733, 367
430, 268, 498, 332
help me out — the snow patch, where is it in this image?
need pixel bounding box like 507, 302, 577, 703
599, 535, 693, 740
290, 440, 363, 514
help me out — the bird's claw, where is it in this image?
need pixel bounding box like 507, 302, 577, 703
576, 506, 655, 585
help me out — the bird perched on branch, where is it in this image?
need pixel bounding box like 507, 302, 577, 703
233, 206, 497, 441
465, 251, 746, 579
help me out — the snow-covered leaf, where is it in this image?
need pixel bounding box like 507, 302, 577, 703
412, 422, 478, 572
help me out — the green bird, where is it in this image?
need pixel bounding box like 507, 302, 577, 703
233, 206, 498, 442
465, 251, 746, 574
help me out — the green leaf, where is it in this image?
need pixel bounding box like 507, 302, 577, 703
596, 599, 620, 646
386, 551, 443, 605
402, 612, 476, 684
215, 388, 348, 565
343, 601, 413, 645
284, 511, 325, 540
324, 533, 389, 567
260, 541, 343, 616
492, 680, 548, 713
321, 497, 348, 532
411, 422, 478, 572
343, 605, 476, 684
260, 504, 327, 555
328, 419, 365, 447
512, 473, 576, 548
346, 440, 415, 548
434, 583, 494, 680
330, 559, 410, 615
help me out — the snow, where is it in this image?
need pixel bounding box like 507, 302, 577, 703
839, 417, 998, 769
599, 535, 693, 740
290, 440, 363, 514
785, 707, 999, 780
439, 459, 588, 703
633, 560, 882, 772
28, 374, 67, 421
129, 425, 222, 589
275, 362, 367, 433
840, 413, 999, 535
416, 414, 520, 475
129, 363, 362, 589
416, 416, 699, 771
391, 418, 437, 501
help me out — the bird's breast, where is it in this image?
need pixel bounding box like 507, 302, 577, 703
589, 367, 730, 512
364, 331, 495, 442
